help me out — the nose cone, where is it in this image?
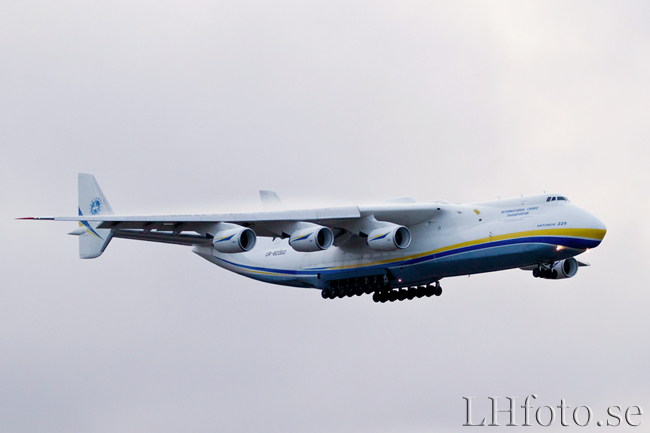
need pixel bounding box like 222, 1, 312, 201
586, 212, 607, 247
592, 215, 607, 233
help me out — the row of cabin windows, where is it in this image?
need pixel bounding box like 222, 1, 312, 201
546, 196, 569, 202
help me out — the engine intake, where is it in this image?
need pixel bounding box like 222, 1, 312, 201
367, 225, 411, 251
289, 226, 333, 252
212, 226, 257, 253
551, 257, 579, 279
533, 257, 579, 279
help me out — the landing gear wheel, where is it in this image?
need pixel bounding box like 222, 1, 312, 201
434, 286, 442, 296
532, 268, 540, 278
321, 289, 329, 299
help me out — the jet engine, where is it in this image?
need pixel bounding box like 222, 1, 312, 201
532, 257, 579, 279
551, 257, 579, 279
212, 225, 257, 253
366, 225, 411, 251
289, 226, 333, 252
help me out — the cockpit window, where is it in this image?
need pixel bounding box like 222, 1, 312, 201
546, 196, 570, 203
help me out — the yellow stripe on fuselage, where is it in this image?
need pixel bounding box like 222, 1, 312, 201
323, 227, 606, 271
244, 270, 287, 276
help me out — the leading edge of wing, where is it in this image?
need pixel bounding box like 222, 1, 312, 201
22, 206, 361, 226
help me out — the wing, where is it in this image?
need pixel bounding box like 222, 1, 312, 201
19, 172, 447, 256
22, 202, 446, 234
21, 203, 446, 246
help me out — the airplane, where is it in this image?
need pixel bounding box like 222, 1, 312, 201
19, 174, 607, 303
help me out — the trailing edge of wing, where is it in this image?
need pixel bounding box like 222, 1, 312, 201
113, 230, 213, 246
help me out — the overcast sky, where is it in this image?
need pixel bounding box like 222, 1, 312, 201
2, 1, 650, 431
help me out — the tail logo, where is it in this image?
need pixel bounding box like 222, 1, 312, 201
90, 197, 102, 215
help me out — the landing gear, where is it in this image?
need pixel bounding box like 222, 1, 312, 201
434, 281, 442, 296
320, 276, 443, 303
532, 265, 558, 280
372, 281, 442, 303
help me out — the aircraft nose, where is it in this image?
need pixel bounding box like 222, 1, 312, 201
591, 214, 607, 233
585, 211, 607, 246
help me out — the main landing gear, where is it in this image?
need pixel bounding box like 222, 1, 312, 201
532, 265, 558, 279
372, 282, 442, 303
320, 276, 442, 303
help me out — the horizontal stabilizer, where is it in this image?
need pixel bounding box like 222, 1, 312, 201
68, 227, 87, 236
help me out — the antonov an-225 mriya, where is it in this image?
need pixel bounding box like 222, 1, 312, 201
21, 174, 607, 303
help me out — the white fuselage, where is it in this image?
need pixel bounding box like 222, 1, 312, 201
193, 194, 606, 290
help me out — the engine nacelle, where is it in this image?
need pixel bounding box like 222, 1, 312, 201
366, 225, 411, 251
289, 226, 333, 252
212, 226, 257, 253
551, 257, 579, 279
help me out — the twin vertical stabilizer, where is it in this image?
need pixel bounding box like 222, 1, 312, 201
76, 173, 114, 259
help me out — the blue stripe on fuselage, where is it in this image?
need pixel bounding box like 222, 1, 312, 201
213, 235, 601, 277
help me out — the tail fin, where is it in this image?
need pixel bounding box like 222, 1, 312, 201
259, 190, 284, 210
77, 173, 114, 259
